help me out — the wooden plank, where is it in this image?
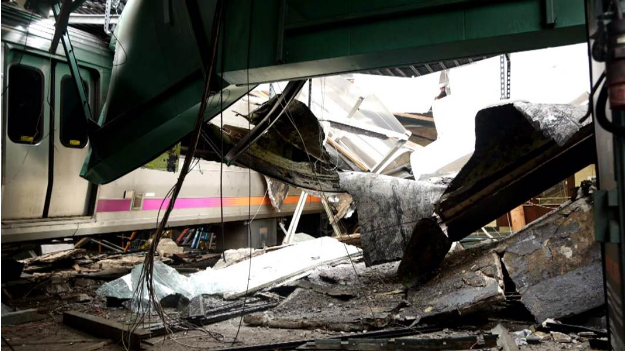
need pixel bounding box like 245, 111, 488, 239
1, 308, 47, 325
63, 311, 150, 350
327, 138, 369, 171
509, 205, 526, 232
393, 112, 435, 123
300, 334, 498, 350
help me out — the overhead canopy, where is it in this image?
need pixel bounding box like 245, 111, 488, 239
81, 0, 586, 184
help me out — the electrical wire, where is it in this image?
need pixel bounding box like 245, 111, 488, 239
232, 0, 254, 345
129, 0, 225, 346
578, 71, 606, 123
274, 82, 379, 322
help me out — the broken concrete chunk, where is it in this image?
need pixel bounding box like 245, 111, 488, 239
520, 262, 604, 323
404, 250, 505, 322
491, 323, 520, 351
499, 196, 603, 322
339, 172, 446, 265
156, 238, 183, 255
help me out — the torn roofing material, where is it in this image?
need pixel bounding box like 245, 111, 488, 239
436, 101, 594, 241
339, 172, 447, 266
203, 123, 342, 192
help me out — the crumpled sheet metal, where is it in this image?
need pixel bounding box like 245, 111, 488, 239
513, 101, 589, 146
96, 237, 361, 311
339, 172, 447, 266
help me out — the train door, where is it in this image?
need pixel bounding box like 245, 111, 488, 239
1, 52, 51, 219
46, 63, 95, 217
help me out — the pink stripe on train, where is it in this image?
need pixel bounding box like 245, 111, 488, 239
96, 199, 132, 212
96, 195, 320, 212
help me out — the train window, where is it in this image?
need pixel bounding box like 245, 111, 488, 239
60, 76, 89, 148
8, 65, 44, 144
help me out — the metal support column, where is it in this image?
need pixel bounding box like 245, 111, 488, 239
283, 191, 308, 244
51, 1, 94, 124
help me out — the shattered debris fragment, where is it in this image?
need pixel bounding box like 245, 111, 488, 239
403, 251, 505, 323
397, 217, 452, 287
498, 196, 603, 322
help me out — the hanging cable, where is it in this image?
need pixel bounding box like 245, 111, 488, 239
232, 0, 254, 345
131, 0, 225, 338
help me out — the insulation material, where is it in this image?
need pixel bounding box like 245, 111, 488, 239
339, 172, 447, 265
97, 237, 361, 309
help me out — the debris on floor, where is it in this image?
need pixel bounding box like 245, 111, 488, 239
402, 250, 505, 323
0, 197, 605, 351
496, 195, 603, 323
97, 237, 361, 307
246, 261, 404, 332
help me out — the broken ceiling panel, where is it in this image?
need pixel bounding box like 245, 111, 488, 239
339, 172, 447, 266
437, 101, 594, 241
247, 97, 329, 162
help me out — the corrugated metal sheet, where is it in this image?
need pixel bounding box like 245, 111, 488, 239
359, 56, 490, 77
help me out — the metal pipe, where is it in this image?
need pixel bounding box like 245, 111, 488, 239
284, 192, 308, 244
89, 238, 122, 253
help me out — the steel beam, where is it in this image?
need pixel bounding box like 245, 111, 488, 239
80, 0, 587, 185
52, 2, 93, 123
67, 14, 119, 25
219, 0, 586, 84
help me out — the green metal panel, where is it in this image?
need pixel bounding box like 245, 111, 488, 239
79, 0, 253, 184
221, 0, 587, 84
81, 0, 587, 184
